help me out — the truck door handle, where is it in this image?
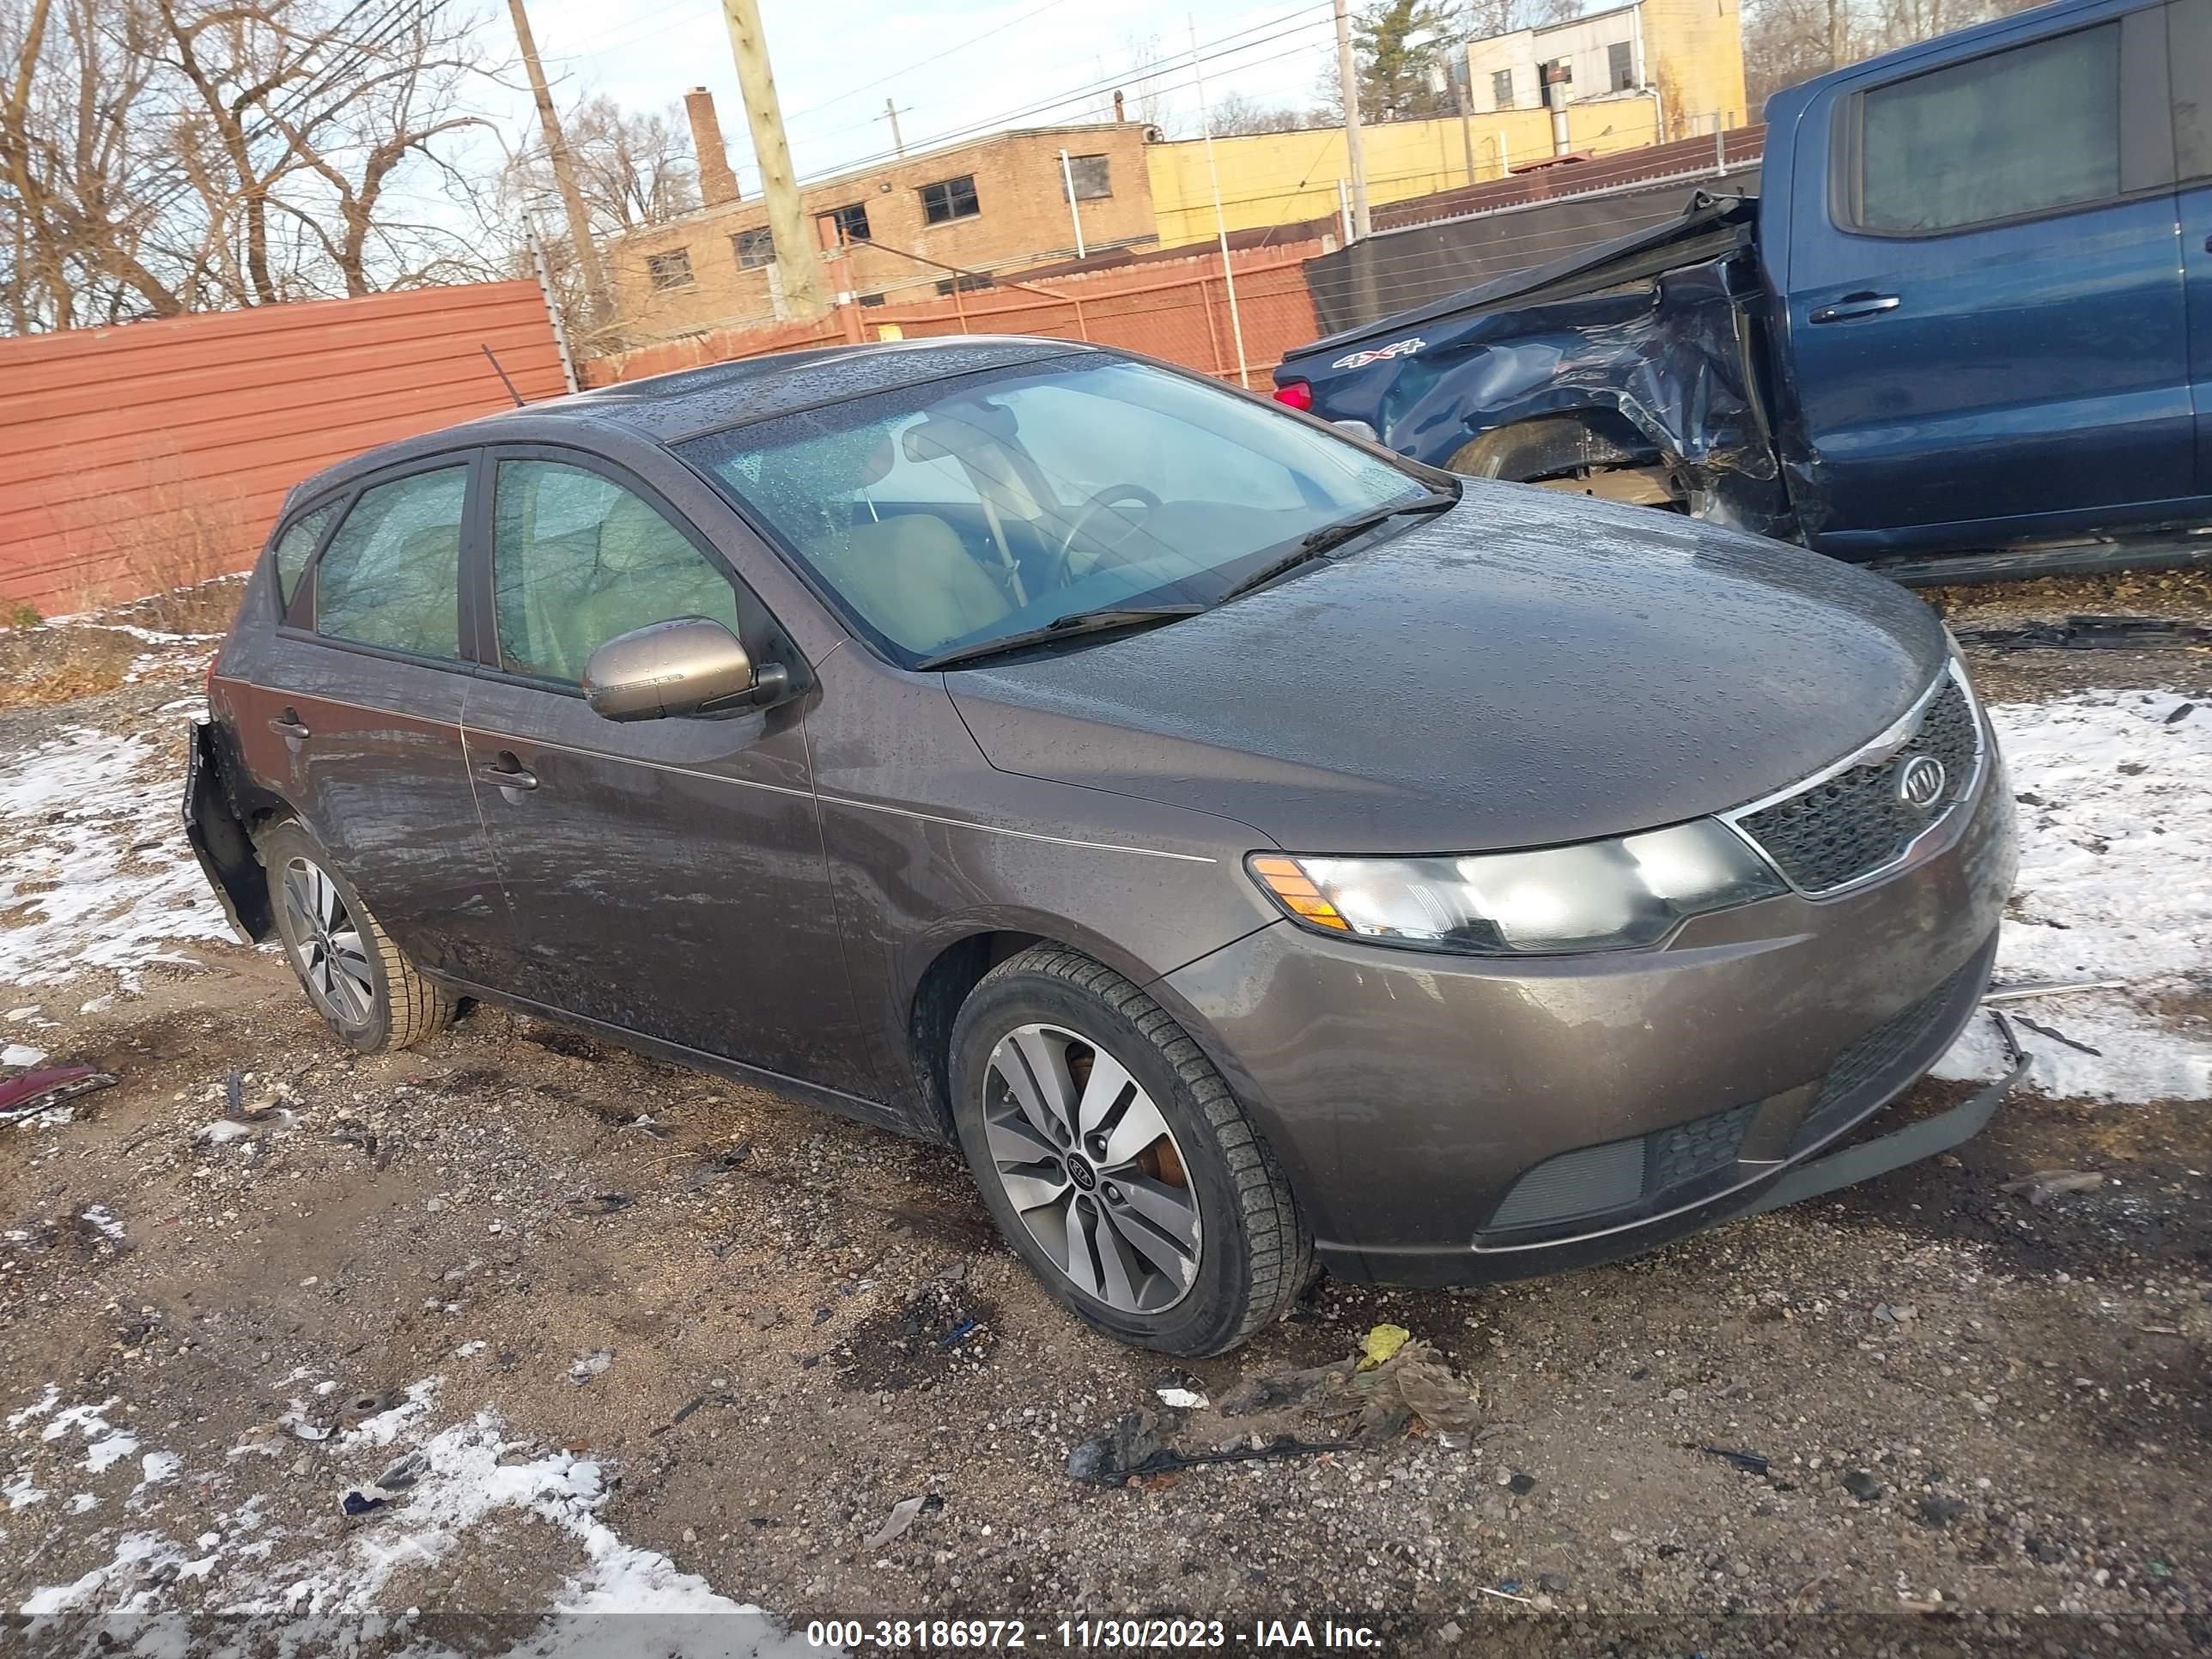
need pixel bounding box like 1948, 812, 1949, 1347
268, 712, 311, 741
1810, 293, 1901, 324
477, 755, 539, 793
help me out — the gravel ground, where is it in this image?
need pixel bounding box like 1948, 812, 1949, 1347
1, 576, 2208, 1657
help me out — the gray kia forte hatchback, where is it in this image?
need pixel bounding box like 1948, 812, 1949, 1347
185, 337, 2016, 1356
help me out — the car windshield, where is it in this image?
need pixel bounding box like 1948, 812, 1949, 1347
676, 355, 1442, 668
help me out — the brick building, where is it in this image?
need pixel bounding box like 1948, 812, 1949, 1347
607, 100, 1159, 339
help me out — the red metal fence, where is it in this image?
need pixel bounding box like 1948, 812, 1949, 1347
582, 244, 1327, 393
0, 283, 567, 612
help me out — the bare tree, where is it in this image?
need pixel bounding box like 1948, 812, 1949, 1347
493, 93, 700, 351
1461, 0, 1583, 40
2, 0, 187, 331
1206, 90, 1323, 137
1741, 0, 2042, 112
2, 0, 511, 333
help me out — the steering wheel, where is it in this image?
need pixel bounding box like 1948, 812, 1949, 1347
1049, 483, 1164, 588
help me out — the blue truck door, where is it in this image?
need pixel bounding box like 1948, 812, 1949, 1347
1783, 6, 2191, 554
2177, 0, 2212, 489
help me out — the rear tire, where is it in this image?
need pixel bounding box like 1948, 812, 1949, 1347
260, 821, 453, 1054
948, 945, 1311, 1357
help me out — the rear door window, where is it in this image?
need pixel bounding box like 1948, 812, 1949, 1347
311, 466, 470, 659
1855, 24, 2123, 232
490, 459, 741, 684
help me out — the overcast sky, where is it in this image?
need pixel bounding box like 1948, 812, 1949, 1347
503, 0, 1345, 191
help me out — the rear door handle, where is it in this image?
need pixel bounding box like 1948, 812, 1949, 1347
268, 713, 311, 741
476, 757, 539, 793
1809, 293, 1901, 324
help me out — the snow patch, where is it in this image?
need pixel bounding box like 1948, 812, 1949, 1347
1936, 690, 2212, 1102
18, 1386, 808, 1654
0, 723, 237, 986
80, 1205, 125, 1241
7, 1382, 60, 1428
5, 1468, 48, 1509
41, 1397, 141, 1474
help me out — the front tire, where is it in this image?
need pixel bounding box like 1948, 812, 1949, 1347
260, 821, 453, 1053
949, 946, 1311, 1356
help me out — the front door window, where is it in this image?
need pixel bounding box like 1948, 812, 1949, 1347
490, 459, 741, 683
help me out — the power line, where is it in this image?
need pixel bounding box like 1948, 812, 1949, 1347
798, 6, 1337, 179
782, 0, 1082, 125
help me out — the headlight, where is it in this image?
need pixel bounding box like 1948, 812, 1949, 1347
1247, 821, 1785, 956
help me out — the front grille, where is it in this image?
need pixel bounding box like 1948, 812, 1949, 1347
1736, 676, 1978, 894
1791, 957, 1977, 1152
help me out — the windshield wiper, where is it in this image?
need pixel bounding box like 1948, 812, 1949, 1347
915, 605, 1205, 671
1215, 489, 1461, 604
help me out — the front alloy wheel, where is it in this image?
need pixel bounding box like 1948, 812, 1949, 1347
949, 946, 1312, 1356
981, 1023, 1203, 1315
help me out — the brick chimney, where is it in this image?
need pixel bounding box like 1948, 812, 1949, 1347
684, 87, 740, 208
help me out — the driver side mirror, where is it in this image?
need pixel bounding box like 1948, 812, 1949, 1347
581, 617, 790, 722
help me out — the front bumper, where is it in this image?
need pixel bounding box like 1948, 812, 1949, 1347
1156, 724, 2017, 1285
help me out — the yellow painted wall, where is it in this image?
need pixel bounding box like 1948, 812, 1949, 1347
1646, 0, 1748, 137
1146, 99, 1668, 249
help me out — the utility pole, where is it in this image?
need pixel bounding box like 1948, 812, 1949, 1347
720, 0, 828, 319
1453, 60, 1476, 188
1333, 0, 1370, 240
1188, 15, 1248, 387
878, 97, 911, 157
507, 0, 611, 328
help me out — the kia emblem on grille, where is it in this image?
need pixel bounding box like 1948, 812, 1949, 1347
1895, 755, 1947, 809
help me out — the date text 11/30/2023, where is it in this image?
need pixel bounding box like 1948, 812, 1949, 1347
803, 1618, 1386, 1650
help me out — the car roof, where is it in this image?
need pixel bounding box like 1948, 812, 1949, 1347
287, 335, 1094, 507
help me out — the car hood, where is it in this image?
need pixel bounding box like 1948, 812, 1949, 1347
945, 484, 1950, 854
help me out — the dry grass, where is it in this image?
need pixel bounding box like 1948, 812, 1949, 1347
0, 624, 144, 709
0, 574, 240, 710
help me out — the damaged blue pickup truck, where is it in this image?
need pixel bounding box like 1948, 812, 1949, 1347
1275, 0, 2212, 573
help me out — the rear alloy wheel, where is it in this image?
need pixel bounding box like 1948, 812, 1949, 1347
260, 821, 453, 1053
950, 947, 1311, 1356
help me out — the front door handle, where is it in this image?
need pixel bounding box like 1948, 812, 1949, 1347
476, 757, 539, 793
268, 711, 311, 742
1809, 293, 1901, 324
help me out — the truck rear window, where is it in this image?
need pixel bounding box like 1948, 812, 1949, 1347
1857, 24, 2120, 234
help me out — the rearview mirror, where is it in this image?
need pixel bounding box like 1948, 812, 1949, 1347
580, 617, 784, 721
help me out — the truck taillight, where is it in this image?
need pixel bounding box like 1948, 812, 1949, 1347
1273, 380, 1313, 411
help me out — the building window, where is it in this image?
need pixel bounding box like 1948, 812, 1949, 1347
647, 249, 695, 289
1541, 58, 1573, 106
933, 272, 994, 295
1608, 40, 1636, 91
818, 203, 871, 246
1066, 155, 1111, 199
732, 227, 775, 269
858, 292, 886, 307
1491, 68, 1514, 108
920, 174, 981, 224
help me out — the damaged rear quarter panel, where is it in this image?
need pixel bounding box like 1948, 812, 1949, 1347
1299, 258, 1796, 538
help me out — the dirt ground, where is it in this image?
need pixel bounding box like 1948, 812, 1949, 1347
3, 575, 2209, 1657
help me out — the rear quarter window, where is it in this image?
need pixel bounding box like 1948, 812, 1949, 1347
270, 505, 335, 606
